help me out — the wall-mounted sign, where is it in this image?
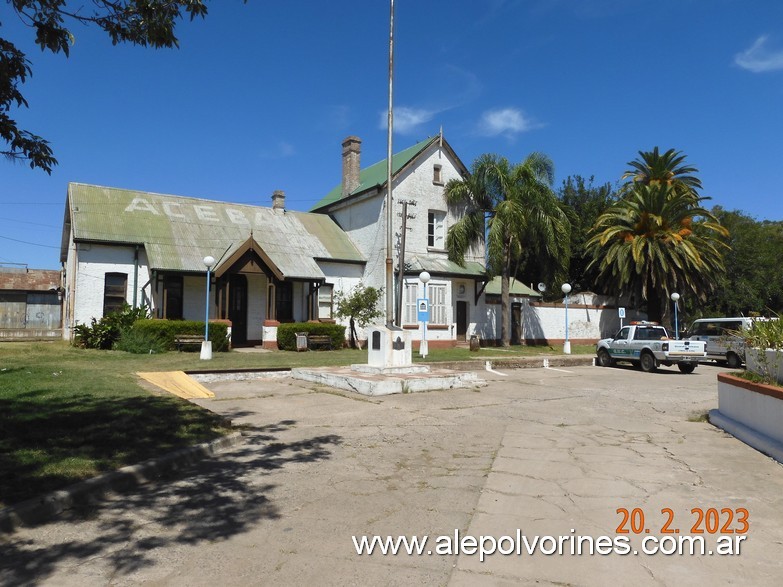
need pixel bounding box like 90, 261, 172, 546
417, 298, 429, 322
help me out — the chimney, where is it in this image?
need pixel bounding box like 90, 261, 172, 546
342, 136, 362, 197
271, 190, 285, 212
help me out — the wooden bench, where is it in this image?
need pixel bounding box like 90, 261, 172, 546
174, 334, 204, 351
307, 334, 333, 350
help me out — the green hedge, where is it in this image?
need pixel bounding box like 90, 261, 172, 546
131, 319, 230, 352
277, 322, 346, 351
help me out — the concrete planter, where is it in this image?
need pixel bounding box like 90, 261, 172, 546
710, 372, 783, 464
745, 348, 783, 385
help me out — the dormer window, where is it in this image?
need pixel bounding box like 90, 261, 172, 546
433, 164, 443, 185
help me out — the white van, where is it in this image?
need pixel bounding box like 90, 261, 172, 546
687, 317, 753, 368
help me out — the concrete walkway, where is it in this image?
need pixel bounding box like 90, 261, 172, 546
2, 363, 782, 585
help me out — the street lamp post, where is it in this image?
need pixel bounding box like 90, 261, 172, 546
419, 271, 430, 358
671, 292, 680, 340
200, 255, 216, 360
561, 283, 572, 354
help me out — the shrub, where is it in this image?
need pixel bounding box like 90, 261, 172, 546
115, 328, 169, 354
276, 322, 346, 351
740, 315, 783, 351
73, 304, 150, 349
130, 319, 230, 352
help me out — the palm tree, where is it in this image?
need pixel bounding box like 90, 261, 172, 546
445, 153, 570, 346
587, 181, 728, 323
622, 147, 702, 193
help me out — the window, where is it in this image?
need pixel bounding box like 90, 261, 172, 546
614, 326, 631, 340
427, 210, 446, 248
103, 273, 127, 315
318, 284, 333, 319
429, 283, 447, 325
275, 281, 293, 322
403, 282, 418, 325
162, 275, 183, 319
433, 164, 443, 185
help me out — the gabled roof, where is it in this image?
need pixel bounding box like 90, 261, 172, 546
311, 136, 442, 212
485, 277, 542, 297
62, 184, 365, 279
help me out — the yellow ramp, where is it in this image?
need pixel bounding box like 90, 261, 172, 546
137, 371, 215, 399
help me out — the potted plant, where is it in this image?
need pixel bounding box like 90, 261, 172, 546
710, 314, 783, 462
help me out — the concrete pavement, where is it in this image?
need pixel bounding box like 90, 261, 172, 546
2, 362, 782, 585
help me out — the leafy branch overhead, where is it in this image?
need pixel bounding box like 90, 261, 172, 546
1, 1, 242, 172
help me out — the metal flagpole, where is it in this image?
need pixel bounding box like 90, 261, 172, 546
385, 0, 395, 327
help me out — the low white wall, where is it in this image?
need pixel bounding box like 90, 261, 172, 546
523, 303, 645, 343
711, 373, 783, 464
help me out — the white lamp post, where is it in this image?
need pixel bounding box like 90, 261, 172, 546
671, 292, 680, 340
200, 255, 216, 360
561, 283, 572, 354
419, 271, 431, 358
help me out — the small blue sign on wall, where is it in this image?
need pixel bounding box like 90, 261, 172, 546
417, 298, 429, 322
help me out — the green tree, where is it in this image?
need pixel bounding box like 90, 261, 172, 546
548, 175, 618, 293
621, 146, 702, 193
2, 1, 243, 172
334, 285, 384, 349
697, 208, 783, 316
445, 152, 570, 346
587, 181, 728, 323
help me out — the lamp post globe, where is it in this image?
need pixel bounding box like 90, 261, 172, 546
561, 283, 572, 354
419, 271, 430, 284
200, 255, 216, 360
671, 292, 681, 340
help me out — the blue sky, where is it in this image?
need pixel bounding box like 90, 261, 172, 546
2, 0, 782, 269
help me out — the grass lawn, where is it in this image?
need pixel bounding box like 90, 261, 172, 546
0, 340, 594, 508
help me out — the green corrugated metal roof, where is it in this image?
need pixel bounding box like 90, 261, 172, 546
485, 277, 542, 297
66, 184, 364, 278
407, 255, 487, 278
311, 136, 437, 211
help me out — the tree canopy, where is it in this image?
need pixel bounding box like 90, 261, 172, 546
587, 148, 728, 323
445, 152, 569, 345
2, 1, 238, 172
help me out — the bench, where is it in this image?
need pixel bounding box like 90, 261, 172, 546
174, 334, 204, 351
307, 334, 333, 351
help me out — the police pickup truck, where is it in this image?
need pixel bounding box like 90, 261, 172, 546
596, 322, 706, 374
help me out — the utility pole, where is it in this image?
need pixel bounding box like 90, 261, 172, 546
395, 200, 416, 325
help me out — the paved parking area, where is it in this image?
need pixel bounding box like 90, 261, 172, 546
2, 363, 783, 585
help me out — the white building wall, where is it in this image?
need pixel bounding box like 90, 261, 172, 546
182, 275, 209, 322
70, 243, 152, 332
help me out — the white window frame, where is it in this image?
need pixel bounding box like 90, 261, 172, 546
428, 210, 446, 249
429, 283, 447, 325
318, 284, 333, 319
403, 282, 418, 325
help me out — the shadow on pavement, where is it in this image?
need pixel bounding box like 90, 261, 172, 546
0, 420, 342, 584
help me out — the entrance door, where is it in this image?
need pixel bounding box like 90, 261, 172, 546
456, 301, 468, 340
229, 274, 248, 346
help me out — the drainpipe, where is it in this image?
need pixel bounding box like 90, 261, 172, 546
133, 245, 139, 308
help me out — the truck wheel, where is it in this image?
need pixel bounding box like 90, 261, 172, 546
678, 363, 696, 374
597, 349, 614, 367
640, 352, 657, 373
726, 352, 742, 369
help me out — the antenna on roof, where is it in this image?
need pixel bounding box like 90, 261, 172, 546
439, 126, 443, 148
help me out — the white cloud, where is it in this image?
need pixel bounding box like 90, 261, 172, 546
477, 107, 539, 137
378, 106, 436, 135
734, 35, 783, 73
